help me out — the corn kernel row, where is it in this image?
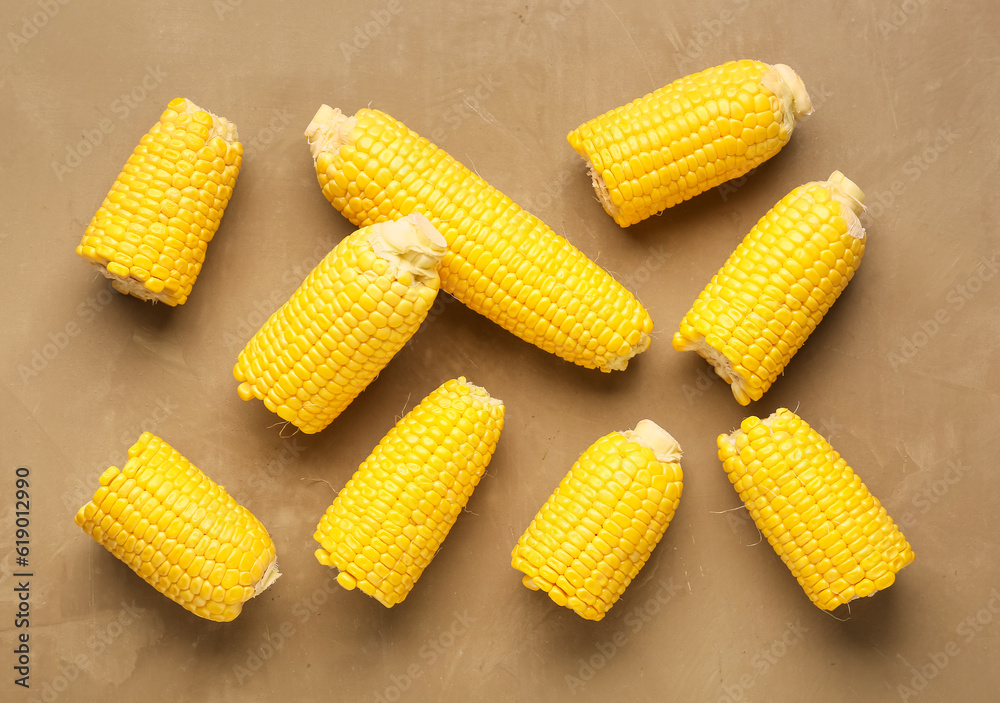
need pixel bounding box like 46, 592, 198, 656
674, 171, 867, 404
76, 98, 241, 306
512, 420, 683, 621
718, 409, 914, 610
234, 215, 446, 434
74, 433, 279, 622
313, 377, 505, 607
568, 59, 812, 226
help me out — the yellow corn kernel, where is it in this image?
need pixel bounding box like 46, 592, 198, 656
512, 420, 683, 621
74, 433, 279, 622
718, 409, 914, 610
305, 106, 653, 372
674, 171, 866, 405
234, 215, 447, 434
314, 377, 504, 607
568, 60, 812, 226
75, 98, 242, 306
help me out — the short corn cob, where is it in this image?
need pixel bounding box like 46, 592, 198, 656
511, 420, 682, 621
567, 60, 812, 227
76, 98, 241, 306
673, 171, 866, 405
234, 215, 447, 434
305, 106, 653, 372
718, 410, 914, 610
74, 433, 279, 622
314, 378, 504, 607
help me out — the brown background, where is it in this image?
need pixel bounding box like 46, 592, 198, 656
2, 1, 998, 701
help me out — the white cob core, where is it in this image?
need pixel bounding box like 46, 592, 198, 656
825, 170, 866, 240
624, 419, 682, 463
762, 63, 813, 136
253, 559, 282, 597
181, 98, 239, 143
605, 334, 651, 371
459, 379, 505, 409
367, 214, 448, 284
305, 104, 357, 161
686, 337, 755, 405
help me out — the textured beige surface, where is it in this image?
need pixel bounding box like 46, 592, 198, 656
1, 1, 998, 701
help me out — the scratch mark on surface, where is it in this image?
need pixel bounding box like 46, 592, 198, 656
601, 0, 654, 86
941, 255, 962, 279
638, 556, 660, 585
880, 68, 899, 132
48, 542, 71, 566
896, 367, 1000, 400
462, 101, 524, 149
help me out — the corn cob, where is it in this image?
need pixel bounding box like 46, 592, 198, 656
511, 420, 682, 621
305, 106, 653, 372
74, 433, 279, 622
234, 214, 447, 434
314, 377, 504, 607
718, 409, 914, 610
567, 60, 813, 227
76, 98, 241, 306
673, 171, 866, 405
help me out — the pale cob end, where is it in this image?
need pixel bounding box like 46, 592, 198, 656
368, 213, 448, 280
673, 171, 866, 405
718, 410, 914, 610
306, 105, 655, 373
760, 63, 814, 130
622, 419, 683, 463
568, 60, 814, 226
234, 215, 446, 434
305, 104, 357, 162
512, 420, 683, 621
74, 433, 279, 622
76, 98, 242, 306
827, 170, 866, 238
313, 377, 505, 607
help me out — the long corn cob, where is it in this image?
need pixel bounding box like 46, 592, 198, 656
76, 98, 241, 306
75, 433, 279, 622
718, 410, 914, 610
511, 420, 682, 621
568, 60, 812, 227
314, 377, 504, 607
234, 214, 447, 434
305, 107, 653, 372
673, 171, 866, 405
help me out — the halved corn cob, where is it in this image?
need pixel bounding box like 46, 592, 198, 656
718, 409, 914, 610
673, 171, 866, 405
234, 214, 447, 434
314, 377, 504, 607
76, 98, 241, 306
567, 59, 812, 227
305, 106, 653, 372
74, 433, 279, 622
511, 420, 683, 621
